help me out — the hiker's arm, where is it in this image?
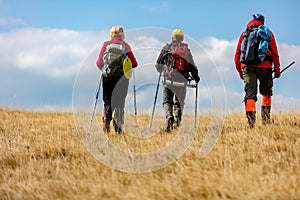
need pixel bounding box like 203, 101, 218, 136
188, 49, 200, 83
96, 42, 107, 70
234, 34, 243, 79
125, 43, 138, 68
155, 44, 169, 72
269, 32, 280, 74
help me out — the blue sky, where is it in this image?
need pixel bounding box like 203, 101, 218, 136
1, 0, 299, 44
1, 0, 300, 112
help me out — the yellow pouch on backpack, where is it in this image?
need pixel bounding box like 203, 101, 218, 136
123, 56, 133, 79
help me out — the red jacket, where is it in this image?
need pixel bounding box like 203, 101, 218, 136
96, 37, 138, 70
234, 19, 280, 78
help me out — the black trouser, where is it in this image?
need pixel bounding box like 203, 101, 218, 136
102, 76, 129, 126
242, 67, 273, 101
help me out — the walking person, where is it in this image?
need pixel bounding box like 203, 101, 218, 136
234, 14, 280, 128
155, 29, 200, 132
96, 25, 138, 133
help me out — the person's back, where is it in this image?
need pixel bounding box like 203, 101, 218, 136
96, 25, 138, 134
155, 29, 200, 132
234, 14, 280, 128
235, 14, 280, 75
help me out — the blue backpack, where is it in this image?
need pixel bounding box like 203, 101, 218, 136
240, 25, 272, 65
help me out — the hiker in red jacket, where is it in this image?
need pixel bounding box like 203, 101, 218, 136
234, 14, 280, 128
96, 25, 138, 133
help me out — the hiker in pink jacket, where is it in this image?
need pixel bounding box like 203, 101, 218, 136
96, 25, 138, 134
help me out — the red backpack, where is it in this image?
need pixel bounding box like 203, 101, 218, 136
170, 42, 189, 71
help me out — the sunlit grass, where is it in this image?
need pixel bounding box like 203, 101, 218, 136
0, 109, 299, 199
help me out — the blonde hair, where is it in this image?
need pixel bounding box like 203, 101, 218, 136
110, 25, 125, 40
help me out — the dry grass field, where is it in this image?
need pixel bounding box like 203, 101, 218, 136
0, 108, 299, 200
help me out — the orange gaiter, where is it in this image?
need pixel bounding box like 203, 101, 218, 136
245, 99, 256, 112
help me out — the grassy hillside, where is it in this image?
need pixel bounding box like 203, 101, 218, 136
0, 109, 299, 199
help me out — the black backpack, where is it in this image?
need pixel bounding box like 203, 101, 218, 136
240, 26, 261, 65
103, 41, 127, 76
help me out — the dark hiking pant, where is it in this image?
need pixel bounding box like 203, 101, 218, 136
162, 84, 186, 123
242, 67, 273, 102
243, 67, 273, 127
102, 76, 129, 127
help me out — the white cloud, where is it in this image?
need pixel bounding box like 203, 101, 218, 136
130, 36, 164, 49
272, 94, 300, 112
197, 37, 242, 80
278, 43, 300, 71
0, 28, 107, 78
1, 27, 300, 111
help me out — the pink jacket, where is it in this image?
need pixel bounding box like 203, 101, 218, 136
96, 37, 138, 70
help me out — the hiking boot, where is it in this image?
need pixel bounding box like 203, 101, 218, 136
103, 120, 110, 133
165, 116, 174, 133
173, 119, 180, 129
246, 111, 256, 129
103, 106, 112, 133
113, 120, 123, 134
261, 106, 272, 125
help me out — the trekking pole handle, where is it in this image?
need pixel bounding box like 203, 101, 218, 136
187, 77, 197, 88
188, 83, 197, 88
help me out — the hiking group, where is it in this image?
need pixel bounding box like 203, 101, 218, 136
95, 14, 283, 134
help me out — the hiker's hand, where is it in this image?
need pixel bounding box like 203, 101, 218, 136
194, 75, 200, 83
102, 66, 109, 77
274, 72, 281, 79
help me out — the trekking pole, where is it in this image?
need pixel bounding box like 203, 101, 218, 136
194, 83, 198, 129
133, 69, 138, 127
273, 61, 295, 79
88, 73, 103, 134
150, 70, 162, 129
280, 61, 295, 75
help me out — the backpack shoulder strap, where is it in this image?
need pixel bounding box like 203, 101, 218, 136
120, 41, 127, 55
169, 42, 180, 53
181, 42, 188, 47
181, 43, 188, 52
121, 41, 126, 46
172, 42, 188, 51
104, 41, 112, 52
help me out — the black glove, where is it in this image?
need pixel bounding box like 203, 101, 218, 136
194, 75, 200, 83
102, 66, 110, 77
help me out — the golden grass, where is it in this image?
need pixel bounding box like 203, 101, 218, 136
0, 109, 299, 199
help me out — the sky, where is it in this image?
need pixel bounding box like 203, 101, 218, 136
1, 0, 300, 113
